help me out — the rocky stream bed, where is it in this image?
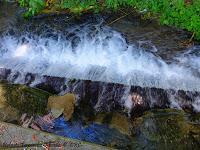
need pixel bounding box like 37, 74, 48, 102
0, 1, 200, 149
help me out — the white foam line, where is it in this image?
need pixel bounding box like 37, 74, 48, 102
0, 26, 200, 91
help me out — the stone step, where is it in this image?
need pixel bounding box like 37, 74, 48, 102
0, 121, 111, 149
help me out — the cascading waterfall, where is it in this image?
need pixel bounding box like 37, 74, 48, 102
1, 3, 200, 148
0, 24, 199, 92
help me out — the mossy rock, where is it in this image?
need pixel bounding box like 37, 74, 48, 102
0, 105, 19, 122
0, 81, 51, 121
131, 109, 200, 150
94, 112, 131, 135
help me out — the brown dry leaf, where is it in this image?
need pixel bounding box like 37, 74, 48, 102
48, 93, 76, 121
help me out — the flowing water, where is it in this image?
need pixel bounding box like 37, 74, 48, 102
0, 2, 200, 149
0, 21, 200, 92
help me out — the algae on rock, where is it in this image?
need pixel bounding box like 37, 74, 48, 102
131, 109, 200, 149
0, 81, 51, 122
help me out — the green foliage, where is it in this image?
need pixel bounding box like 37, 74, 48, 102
61, 0, 97, 14
19, 0, 45, 17
17, 0, 200, 40
130, 0, 200, 40
105, 0, 135, 9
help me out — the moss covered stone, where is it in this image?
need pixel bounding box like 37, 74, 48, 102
0, 81, 51, 121
131, 109, 200, 149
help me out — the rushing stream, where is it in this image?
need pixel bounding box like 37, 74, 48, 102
0, 23, 200, 92
0, 2, 200, 149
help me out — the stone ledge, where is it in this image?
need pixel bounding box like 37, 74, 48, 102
0, 121, 111, 150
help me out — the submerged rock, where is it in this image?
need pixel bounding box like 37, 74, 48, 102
0, 81, 51, 122
45, 108, 200, 149
131, 109, 200, 149
94, 112, 131, 135
47, 93, 76, 121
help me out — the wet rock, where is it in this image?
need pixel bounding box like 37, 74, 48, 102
0, 106, 19, 122
0, 121, 107, 149
1, 68, 200, 116
108, 10, 195, 61
35, 76, 66, 94
131, 109, 200, 149
0, 81, 51, 122
47, 93, 76, 121
0, 84, 7, 108
94, 112, 131, 135
0, 68, 11, 80
0, 84, 20, 122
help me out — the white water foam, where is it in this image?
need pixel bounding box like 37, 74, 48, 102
0, 25, 200, 91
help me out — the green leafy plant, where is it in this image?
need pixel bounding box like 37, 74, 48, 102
19, 0, 45, 17
61, 0, 97, 14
